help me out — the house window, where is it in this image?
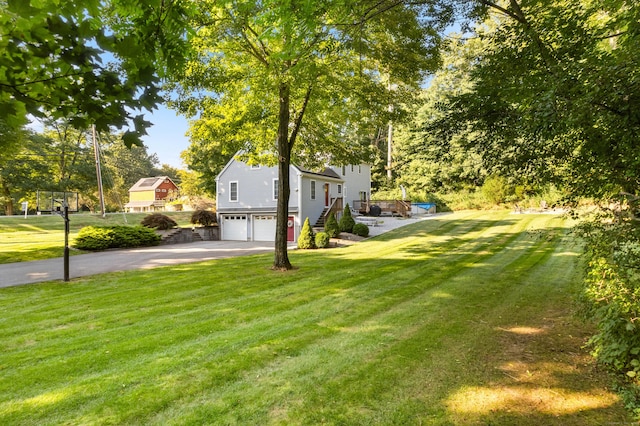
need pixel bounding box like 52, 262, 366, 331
250, 164, 260, 169
342, 165, 346, 175
358, 165, 361, 174
351, 165, 354, 172
337, 184, 342, 194
273, 179, 279, 200
359, 191, 367, 201
310, 180, 316, 200
230, 181, 238, 202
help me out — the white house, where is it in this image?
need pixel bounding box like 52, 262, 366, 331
216, 156, 371, 242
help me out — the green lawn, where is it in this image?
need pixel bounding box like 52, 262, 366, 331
0, 212, 193, 263
0, 211, 633, 424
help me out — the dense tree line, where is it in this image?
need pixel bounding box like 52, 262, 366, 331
0, 120, 170, 215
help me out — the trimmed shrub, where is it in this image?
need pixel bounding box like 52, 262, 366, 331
73, 226, 115, 251
190, 209, 217, 227
324, 212, 340, 238
339, 204, 355, 233
74, 225, 161, 251
352, 223, 370, 237
297, 217, 315, 249
141, 213, 177, 230
481, 175, 513, 205
315, 232, 330, 248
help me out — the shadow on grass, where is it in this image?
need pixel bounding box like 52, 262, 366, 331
445, 313, 630, 425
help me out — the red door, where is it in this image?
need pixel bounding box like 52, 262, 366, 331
324, 183, 330, 207
287, 216, 295, 242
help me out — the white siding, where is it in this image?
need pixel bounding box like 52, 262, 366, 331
216, 158, 299, 212
330, 164, 372, 206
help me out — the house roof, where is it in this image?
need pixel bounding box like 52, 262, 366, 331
216, 152, 346, 183
128, 176, 177, 192
295, 166, 342, 180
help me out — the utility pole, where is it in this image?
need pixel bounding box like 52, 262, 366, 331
387, 76, 394, 182
387, 120, 393, 182
63, 202, 69, 282
92, 125, 106, 218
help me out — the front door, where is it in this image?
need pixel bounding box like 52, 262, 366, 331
287, 216, 295, 242
324, 183, 330, 207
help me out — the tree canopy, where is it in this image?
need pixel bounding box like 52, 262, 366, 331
0, 0, 192, 147
435, 0, 640, 200
173, 0, 455, 268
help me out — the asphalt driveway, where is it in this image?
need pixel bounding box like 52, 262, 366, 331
0, 241, 283, 288
0, 214, 441, 288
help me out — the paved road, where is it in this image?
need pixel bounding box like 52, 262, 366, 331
0, 241, 283, 288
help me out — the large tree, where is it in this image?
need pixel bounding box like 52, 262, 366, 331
174, 0, 453, 269
393, 33, 487, 196
0, 0, 191, 147
439, 0, 640, 200
0, 123, 51, 215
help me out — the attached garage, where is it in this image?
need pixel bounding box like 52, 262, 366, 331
253, 215, 277, 241
221, 215, 248, 241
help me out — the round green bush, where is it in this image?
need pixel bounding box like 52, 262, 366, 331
324, 212, 340, 238
190, 209, 217, 226
339, 204, 355, 233
315, 232, 330, 248
141, 213, 177, 230
297, 217, 316, 249
352, 223, 370, 237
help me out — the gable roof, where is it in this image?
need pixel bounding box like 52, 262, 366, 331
128, 176, 177, 192
217, 154, 345, 182
295, 166, 342, 180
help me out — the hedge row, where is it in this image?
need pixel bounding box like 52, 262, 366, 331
577, 215, 640, 417
74, 225, 161, 251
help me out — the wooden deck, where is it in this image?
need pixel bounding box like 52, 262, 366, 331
352, 200, 412, 218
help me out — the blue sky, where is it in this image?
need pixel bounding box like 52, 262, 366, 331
142, 105, 191, 169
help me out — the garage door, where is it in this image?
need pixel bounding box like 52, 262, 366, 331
222, 215, 247, 240
253, 215, 277, 241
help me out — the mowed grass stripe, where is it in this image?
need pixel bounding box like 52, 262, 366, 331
183, 214, 571, 424
0, 212, 630, 425
0, 213, 560, 420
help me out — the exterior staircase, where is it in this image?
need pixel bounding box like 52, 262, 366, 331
314, 208, 330, 228
191, 230, 203, 242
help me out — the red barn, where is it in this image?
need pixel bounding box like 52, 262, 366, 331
124, 176, 179, 212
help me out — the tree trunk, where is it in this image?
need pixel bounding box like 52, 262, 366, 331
273, 82, 293, 270
1, 181, 14, 216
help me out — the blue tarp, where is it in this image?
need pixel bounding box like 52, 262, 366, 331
413, 203, 436, 210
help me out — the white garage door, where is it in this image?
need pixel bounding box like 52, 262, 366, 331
253, 215, 277, 241
222, 215, 248, 240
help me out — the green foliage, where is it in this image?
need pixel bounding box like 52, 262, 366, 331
324, 212, 340, 238
339, 204, 355, 233
297, 217, 315, 249
437, 1, 640, 199
141, 213, 178, 230
314, 232, 330, 249
0, 0, 191, 145
352, 223, 369, 238
74, 225, 160, 250
577, 211, 640, 416
481, 175, 513, 205
190, 210, 217, 227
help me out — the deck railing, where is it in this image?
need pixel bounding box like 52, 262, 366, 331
324, 197, 344, 221
353, 199, 412, 218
